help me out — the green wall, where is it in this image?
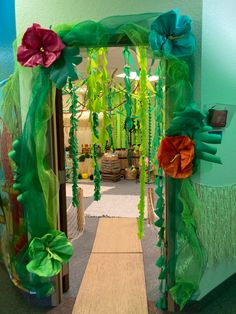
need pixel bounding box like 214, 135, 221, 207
200, 0, 236, 187
195, 0, 236, 300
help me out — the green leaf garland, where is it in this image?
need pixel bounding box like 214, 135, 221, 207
153, 60, 167, 310
136, 47, 148, 239
86, 48, 101, 200
68, 77, 79, 207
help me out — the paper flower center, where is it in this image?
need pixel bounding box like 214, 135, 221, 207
40, 47, 45, 53
170, 153, 180, 163
168, 34, 185, 41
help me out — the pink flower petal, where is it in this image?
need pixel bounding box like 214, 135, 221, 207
39, 51, 59, 68
22, 52, 44, 68
17, 46, 39, 67
22, 23, 42, 50
37, 28, 65, 52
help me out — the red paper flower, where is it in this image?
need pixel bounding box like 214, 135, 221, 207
158, 136, 195, 179
17, 24, 65, 68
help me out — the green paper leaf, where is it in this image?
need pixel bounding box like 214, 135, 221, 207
158, 268, 167, 280
27, 230, 73, 277
158, 227, 165, 239
156, 296, 167, 310
154, 217, 164, 227
50, 47, 82, 89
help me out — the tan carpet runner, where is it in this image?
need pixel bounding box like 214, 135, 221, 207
72, 218, 148, 314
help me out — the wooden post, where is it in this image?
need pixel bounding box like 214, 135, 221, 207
77, 187, 85, 232
147, 187, 155, 225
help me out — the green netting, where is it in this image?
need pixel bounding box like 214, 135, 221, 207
169, 179, 207, 309
55, 13, 159, 48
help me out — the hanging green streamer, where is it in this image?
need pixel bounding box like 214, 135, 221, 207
86, 48, 101, 200
133, 97, 140, 151
147, 91, 152, 184
136, 47, 148, 239
107, 89, 114, 150
152, 59, 167, 310
68, 78, 79, 207
122, 47, 134, 164
99, 48, 111, 151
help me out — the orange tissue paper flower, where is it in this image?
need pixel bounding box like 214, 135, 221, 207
158, 136, 195, 179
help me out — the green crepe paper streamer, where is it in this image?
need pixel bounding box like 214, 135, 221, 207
151, 60, 164, 161
93, 143, 101, 201
26, 230, 73, 277
92, 112, 99, 139
50, 47, 82, 89
99, 48, 111, 151
137, 47, 148, 239
152, 60, 168, 310
86, 49, 102, 200
107, 90, 114, 150
169, 179, 207, 310
133, 97, 139, 151
68, 78, 79, 207
166, 103, 222, 167
147, 91, 152, 183
122, 47, 134, 132
122, 47, 134, 164
92, 113, 101, 201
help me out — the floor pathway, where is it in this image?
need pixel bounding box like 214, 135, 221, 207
72, 218, 148, 314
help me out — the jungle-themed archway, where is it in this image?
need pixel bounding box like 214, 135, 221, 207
0, 9, 222, 311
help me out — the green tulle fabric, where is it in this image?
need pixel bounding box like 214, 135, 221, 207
8, 68, 61, 295
169, 179, 207, 310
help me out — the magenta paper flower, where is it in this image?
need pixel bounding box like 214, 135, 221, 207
17, 24, 65, 68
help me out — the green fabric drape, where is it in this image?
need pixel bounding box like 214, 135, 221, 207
9, 68, 60, 295
169, 179, 207, 310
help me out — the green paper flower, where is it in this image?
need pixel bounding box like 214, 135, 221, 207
149, 9, 195, 57
49, 47, 82, 88
26, 230, 73, 277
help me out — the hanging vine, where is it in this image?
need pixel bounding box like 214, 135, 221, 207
153, 59, 167, 310
122, 46, 134, 165
147, 90, 152, 184
68, 77, 79, 207
86, 48, 101, 200
136, 46, 148, 239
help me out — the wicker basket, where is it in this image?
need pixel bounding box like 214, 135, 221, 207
103, 153, 118, 161
125, 168, 137, 180
116, 149, 128, 158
